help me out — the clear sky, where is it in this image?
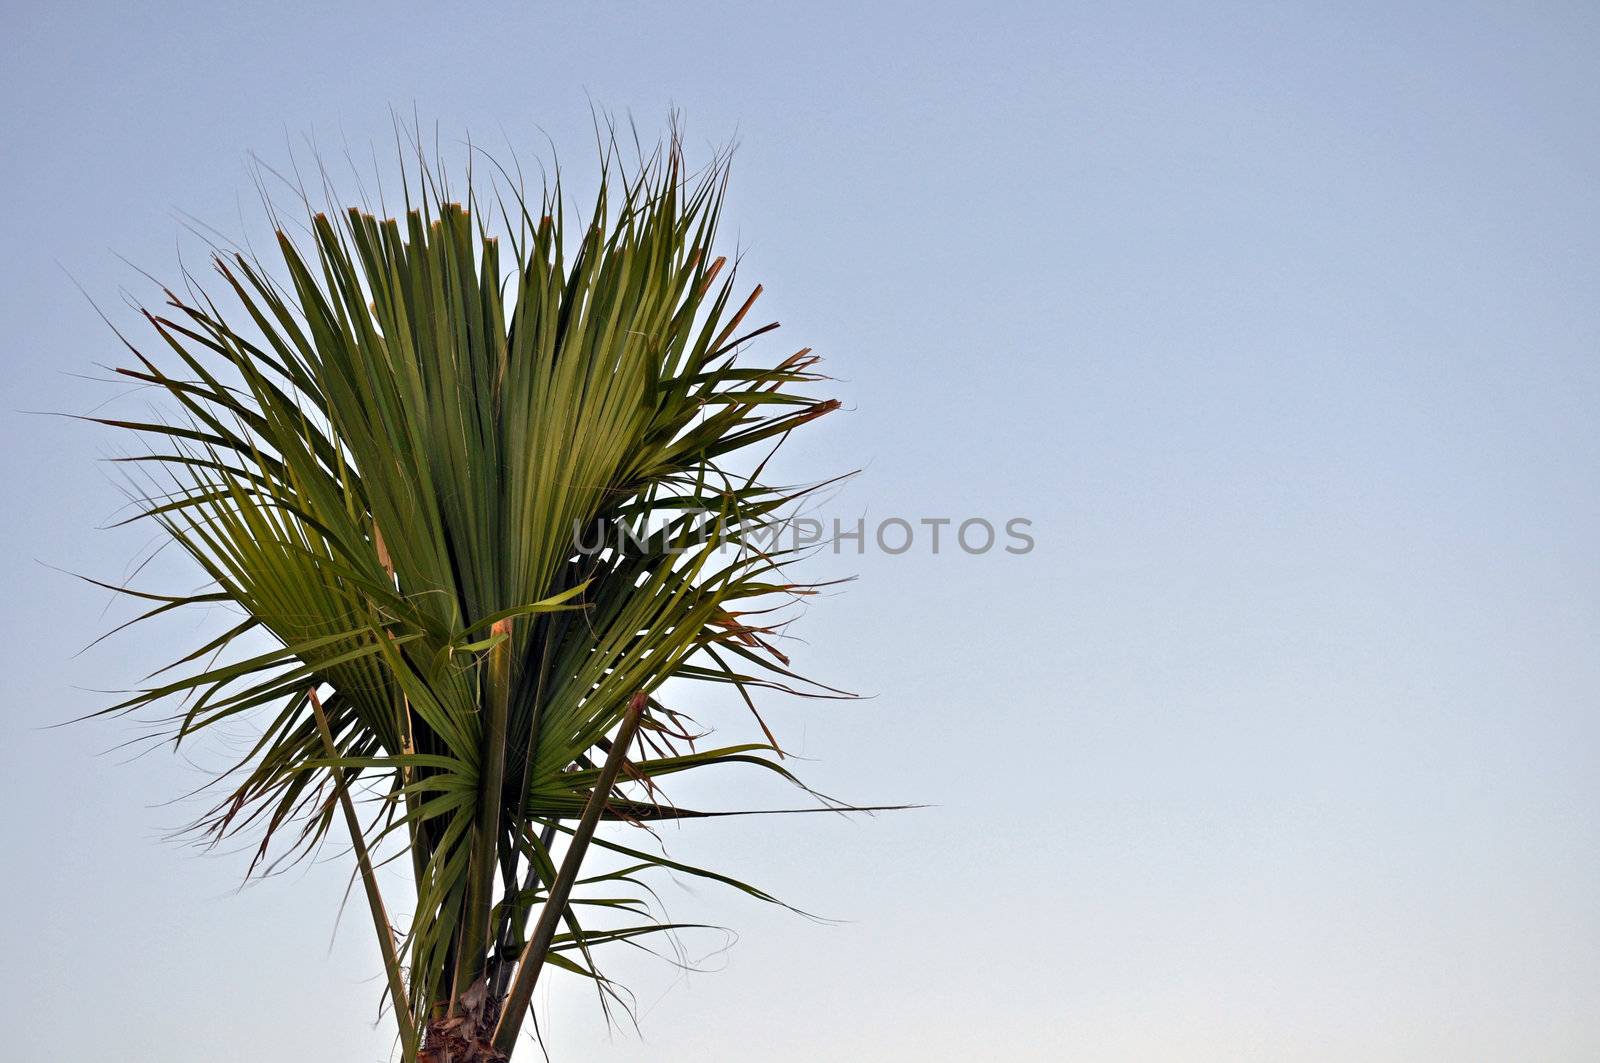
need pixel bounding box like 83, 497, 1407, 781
3, 2, 1598, 1060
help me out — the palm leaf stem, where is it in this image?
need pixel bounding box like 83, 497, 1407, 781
492, 692, 647, 1054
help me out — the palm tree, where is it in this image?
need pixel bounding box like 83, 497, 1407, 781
89, 129, 852, 1062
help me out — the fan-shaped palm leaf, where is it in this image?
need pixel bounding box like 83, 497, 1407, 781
89, 129, 856, 1062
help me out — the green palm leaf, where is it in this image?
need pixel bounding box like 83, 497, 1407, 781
89, 129, 864, 1062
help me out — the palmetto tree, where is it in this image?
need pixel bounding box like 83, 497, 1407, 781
89, 130, 854, 1061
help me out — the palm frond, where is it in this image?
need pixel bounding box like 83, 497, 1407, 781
89, 127, 859, 1059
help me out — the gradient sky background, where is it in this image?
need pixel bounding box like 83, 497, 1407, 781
3, 2, 1598, 1061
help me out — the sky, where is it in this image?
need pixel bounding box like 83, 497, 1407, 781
2, 2, 1598, 1060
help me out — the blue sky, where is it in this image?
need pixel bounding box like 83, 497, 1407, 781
3, 2, 1598, 1060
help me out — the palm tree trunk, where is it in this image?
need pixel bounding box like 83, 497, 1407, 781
419, 982, 508, 1063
